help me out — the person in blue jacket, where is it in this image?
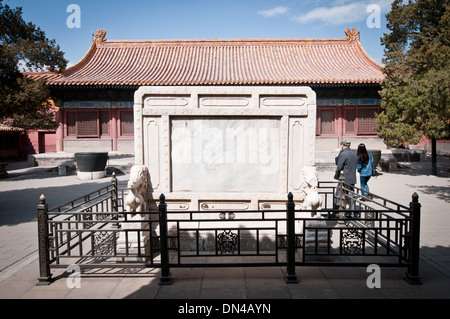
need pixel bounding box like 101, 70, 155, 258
356, 143, 374, 197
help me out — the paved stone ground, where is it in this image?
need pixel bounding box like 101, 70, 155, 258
0, 155, 449, 300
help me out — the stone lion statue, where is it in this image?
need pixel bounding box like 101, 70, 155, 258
300, 166, 322, 216
124, 165, 150, 213
300, 166, 330, 247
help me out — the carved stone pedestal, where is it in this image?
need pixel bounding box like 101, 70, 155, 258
305, 216, 331, 248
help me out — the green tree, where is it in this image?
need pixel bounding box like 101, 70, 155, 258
377, 0, 450, 175
0, 0, 67, 130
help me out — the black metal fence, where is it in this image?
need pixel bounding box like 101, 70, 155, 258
36, 175, 422, 286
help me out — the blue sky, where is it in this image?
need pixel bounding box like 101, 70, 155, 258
6, 0, 393, 67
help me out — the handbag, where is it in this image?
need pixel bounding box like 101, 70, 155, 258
369, 152, 379, 176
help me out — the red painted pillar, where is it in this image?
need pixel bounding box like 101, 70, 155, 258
336, 106, 344, 144
56, 109, 64, 152
111, 109, 118, 152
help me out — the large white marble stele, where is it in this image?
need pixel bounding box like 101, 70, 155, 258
133, 86, 317, 212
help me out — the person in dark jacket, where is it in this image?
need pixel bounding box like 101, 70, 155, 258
334, 139, 358, 187
333, 139, 358, 213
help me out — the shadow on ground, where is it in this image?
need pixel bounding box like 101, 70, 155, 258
0, 164, 128, 226
392, 155, 450, 178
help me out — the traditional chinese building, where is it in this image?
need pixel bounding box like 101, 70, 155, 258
27, 28, 386, 154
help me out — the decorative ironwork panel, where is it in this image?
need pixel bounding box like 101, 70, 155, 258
94, 231, 116, 255
83, 214, 94, 229
364, 208, 375, 227
342, 228, 363, 254
96, 213, 114, 221
217, 230, 238, 254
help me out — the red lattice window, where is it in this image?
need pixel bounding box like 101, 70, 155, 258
316, 109, 335, 135
100, 111, 110, 136
120, 111, 134, 136
67, 111, 77, 136
66, 110, 111, 138
77, 111, 98, 137
357, 108, 378, 134
346, 109, 356, 133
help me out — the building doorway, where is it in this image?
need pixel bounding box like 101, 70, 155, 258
38, 132, 57, 153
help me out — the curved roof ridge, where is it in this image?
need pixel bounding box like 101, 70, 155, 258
27, 29, 385, 87
102, 37, 351, 47
355, 40, 384, 71
61, 41, 98, 77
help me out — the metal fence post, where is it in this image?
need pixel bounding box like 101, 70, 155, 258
405, 192, 422, 285
158, 194, 172, 285
36, 194, 52, 285
110, 172, 120, 229
286, 192, 299, 284
111, 172, 118, 213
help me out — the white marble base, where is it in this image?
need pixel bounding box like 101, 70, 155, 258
77, 170, 106, 180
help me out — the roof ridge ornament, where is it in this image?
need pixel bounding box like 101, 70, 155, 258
93, 29, 107, 44
345, 28, 359, 42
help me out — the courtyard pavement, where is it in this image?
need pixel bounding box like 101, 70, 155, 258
0, 155, 449, 301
